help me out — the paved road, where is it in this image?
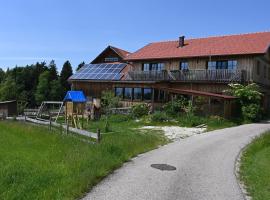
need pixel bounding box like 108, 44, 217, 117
83, 123, 270, 200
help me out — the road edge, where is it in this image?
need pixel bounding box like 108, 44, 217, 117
234, 139, 254, 200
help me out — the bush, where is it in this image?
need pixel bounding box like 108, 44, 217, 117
184, 100, 196, 117
227, 83, 262, 122
151, 111, 171, 122
131, 104, 149, 118
242, 104, 261, 122
178, 115, 206, 127
163, 97, 187, 116
101, 91, 120, 111
109, 114, 132, 123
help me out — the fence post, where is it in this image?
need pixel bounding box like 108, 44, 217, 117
60, 121, 63, 134
49, 114, 52, 131
66, 119, 69, 134
97, 128, 101, 143
24, 114, 26, 122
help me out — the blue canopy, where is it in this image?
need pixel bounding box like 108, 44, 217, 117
63, 91, 87, 103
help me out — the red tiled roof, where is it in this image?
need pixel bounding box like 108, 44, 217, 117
110, 46, 131, 58
126, 32, 270, 61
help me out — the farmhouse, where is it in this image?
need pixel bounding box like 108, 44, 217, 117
69, 32, 270, 118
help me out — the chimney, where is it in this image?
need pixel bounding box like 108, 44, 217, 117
179, 36, 185, 47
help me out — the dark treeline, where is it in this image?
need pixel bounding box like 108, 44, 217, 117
0, 60, 84, 111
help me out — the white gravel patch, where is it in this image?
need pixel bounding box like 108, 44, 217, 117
140, 126, 207, 140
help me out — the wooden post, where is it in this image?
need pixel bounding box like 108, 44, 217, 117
60, 121, 63, 134
151, 88, 155, 112
208, 97, 211, 116
24, 114, 26, 122
66, 118, 69, 134
49, 114, 52, 131
97, 128, 101, 143
81, 116, 84, 129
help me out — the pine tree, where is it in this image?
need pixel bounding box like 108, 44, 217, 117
60, 61, 73, 97
0, 68, 5, 83
76, 61, 85, 71
48, 60, 58, 81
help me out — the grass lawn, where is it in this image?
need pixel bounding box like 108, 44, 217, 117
240, 132, 270, 200
0, 120, 167, 200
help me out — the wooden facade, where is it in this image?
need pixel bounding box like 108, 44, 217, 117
0, 100, 17, 117
69, 36, 270, 117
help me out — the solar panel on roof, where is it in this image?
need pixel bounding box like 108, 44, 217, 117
69, 63, 127, 81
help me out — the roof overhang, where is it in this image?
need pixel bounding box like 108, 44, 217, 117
154, 87, 237, 100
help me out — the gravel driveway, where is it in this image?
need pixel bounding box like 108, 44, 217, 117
83, 123, 270, 200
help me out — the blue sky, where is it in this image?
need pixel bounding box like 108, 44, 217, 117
0, 0, 269, 71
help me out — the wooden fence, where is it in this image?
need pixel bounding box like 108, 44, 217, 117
18, 116, 101, 143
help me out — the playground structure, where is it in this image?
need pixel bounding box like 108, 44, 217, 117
64, 91, 87, 129
20, 91, 102, 142
24, 91, 102, 129
36, 101, 64, 122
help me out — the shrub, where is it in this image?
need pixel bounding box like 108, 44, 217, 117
131, 104, 149, 118
184, 100, 196, 117
109, 114, 132, 123
227, 83, 262, 122
163, 97, 187, 116
101, 90, 120, 111
242, 104, 261, 122
151, 111, 171, 122
178, 115, 206, 127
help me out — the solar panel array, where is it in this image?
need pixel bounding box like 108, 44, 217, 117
69, 63, 126, 80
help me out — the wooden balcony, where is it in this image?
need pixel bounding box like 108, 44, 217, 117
127, 69, 247, 83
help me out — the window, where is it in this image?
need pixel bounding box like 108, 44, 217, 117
133, 88, 142, 100
207, 61, 217, 70
115, 87, 123, 98
124, 88, 132, 100
152, 63, 165, 71
257, 61, 260, 75
143, 88, 152, 101
142, 63, 165, 71
207, 60, 237, 70
154, 89, 165, 102
264, 65, 267, 78
142, 63, 150, 71
216, 61, 228, 69
105, 57, 118, 62
228, 60, 237, 70
180, 62, 189, 70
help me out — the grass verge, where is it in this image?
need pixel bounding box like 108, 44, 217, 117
240, 132, 270, 200
0, 120, 167, 200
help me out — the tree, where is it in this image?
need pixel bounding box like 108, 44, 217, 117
60, 61, 73, 97
35, 71, 50, 104
49, 79, 62, 101
0, 68, 5, 83
227, 83, 262, 121
101, 90, 120, 132
48, 60, 58, 81
0, 76, 17, 101
76, 61, 85, 71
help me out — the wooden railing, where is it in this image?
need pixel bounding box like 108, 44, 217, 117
127, 70, 169, 81
127, 69, 246, 83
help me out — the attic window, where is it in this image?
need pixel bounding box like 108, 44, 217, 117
105, 57, 118, 62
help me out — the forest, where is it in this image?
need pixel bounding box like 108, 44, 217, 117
0, 60, 85, 112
